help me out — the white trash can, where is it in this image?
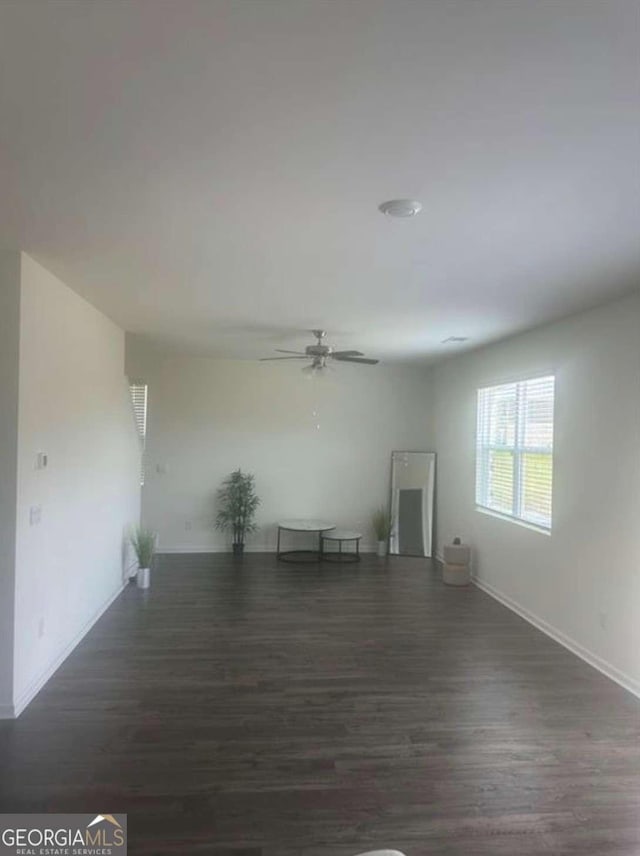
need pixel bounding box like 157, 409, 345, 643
442, 542, 471, 586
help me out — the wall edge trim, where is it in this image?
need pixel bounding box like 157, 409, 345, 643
472, 575, 640, 699
12, 581, 128, 718
158, 544, 378, 554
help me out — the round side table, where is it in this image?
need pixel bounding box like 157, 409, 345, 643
277, 519, 336, 562
320, 529, 362, 563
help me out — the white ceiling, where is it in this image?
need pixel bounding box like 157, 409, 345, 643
0, 0, 638, 364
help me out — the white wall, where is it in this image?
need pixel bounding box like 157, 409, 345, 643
0, 252, 21, 717
433, 292, 640, 695
11, 254, 141, 714
126, 337, 434, 551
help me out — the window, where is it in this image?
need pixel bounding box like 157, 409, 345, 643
476, 375, 555, 530
129, 382, 148, 486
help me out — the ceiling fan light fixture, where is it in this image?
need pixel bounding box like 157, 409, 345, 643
302, 363, 328, 378
378, 199, 423, 218
262, 330, 378, 371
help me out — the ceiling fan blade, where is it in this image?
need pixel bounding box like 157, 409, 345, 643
260, 356, 309, 361
275, 349, 306, 355
331, 350, 364, 357
331, 355, 379, 364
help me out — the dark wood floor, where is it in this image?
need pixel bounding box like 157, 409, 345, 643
1, 554, 638, 855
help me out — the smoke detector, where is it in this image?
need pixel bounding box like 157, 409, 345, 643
378, 199, 423, 218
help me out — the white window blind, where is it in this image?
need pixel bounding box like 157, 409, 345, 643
476, 375, 555, 530
129, 382, 148, 486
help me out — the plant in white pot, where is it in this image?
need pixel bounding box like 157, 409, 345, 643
130, 526, 156, 589
216, 468, 260, 555
372, 507, 392, 557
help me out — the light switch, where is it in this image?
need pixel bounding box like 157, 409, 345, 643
35, 452, 48, 470
29, 505, 42, 526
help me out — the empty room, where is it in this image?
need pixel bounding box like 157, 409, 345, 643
0, 1, 638, 855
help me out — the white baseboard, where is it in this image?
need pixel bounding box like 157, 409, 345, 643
159, 545, 271, 554
5, 582, 128, 719
158, 543, 378, 555
472, 575, 640, 699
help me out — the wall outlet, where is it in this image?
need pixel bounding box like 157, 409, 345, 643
38, 617, 45, 638
29, 505, 42, 526
35, 452, 48, 470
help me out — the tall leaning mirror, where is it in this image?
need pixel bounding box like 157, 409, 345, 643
389, 451, 436, 557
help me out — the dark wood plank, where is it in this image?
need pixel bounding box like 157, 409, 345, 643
1, 554, 638, 855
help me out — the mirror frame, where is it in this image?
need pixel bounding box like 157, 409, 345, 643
389, 451, 436, 558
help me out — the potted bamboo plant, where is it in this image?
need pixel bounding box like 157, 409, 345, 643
130, 525, 156, 589
372, 507, 392, 557
216, 469, 260, 555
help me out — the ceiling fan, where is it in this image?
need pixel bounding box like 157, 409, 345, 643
260, 330, 379, 373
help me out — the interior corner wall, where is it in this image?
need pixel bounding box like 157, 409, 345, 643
11, 253, 141, 714
0, 252, 21, 717
432, 291, 640, 696
125, 336, 434, 552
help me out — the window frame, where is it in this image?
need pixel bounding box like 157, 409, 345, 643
476, 374, 555, 532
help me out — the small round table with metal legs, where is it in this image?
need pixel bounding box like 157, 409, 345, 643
319, 529, 362, 563
276, 519, 336, 562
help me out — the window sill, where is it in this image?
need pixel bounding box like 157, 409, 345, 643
475, 505, 551, 536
